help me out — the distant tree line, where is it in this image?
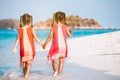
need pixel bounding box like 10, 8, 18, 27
0, 19, 19, 29
34, 15, 103, 29
0, 15, 103, 29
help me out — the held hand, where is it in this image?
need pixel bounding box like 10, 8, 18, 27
69, 29, 72, 34
42, 44, 46, 49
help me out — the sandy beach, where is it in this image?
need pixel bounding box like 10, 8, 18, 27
67, 30, 120, 76
1, 30, 120, 80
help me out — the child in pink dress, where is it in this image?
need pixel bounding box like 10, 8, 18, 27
43, 11, 72, 77
13, 14, 43, 78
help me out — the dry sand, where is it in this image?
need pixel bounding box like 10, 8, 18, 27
67, 31, 120, 76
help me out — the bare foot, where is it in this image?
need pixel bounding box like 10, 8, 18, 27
24, 75, 28, 78
53, 71, 58, 77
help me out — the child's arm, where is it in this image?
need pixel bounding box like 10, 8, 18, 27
32, 28, 43, 46
67, 27, 72, 37
43, 27, 53, 49
13, 35, 19, 54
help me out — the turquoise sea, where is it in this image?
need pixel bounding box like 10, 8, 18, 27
0, 29, 119, 80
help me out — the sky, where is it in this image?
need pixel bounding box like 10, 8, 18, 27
0, 0, 120, 28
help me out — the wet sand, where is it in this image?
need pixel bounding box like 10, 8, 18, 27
1, 31, 120, 80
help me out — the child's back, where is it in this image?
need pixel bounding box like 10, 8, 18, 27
43, 11, 72, 77
13, 14, 43, 78
19, 26, 35, 63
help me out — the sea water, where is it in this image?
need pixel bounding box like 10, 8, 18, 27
0, 29, 119, 80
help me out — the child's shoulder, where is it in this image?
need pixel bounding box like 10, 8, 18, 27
62, 24, 67, 27
53, 24, 57, 27
53, 24, 67, 26
52, 24, 57, 29
18, 28, 22, 30
61, 24, 67, 28
52, 24, 67, 29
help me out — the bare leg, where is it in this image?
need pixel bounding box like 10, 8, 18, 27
22, 62, 27, 76
58, 57, 64, 74
25, 61, 32, 78
52, 59, 58, 77
52, 59, 57, 72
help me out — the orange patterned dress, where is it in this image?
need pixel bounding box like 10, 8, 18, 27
18, 27, 35, 67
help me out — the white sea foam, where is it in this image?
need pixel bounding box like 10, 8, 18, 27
3, 69, 21, 80
3, 70, 71, 80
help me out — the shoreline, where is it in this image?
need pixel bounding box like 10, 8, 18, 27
0, 31, 120, 80
0, 28, 120, 30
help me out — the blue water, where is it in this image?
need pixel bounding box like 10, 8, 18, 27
0, 29, 119, 79
0, 29, 119, 40
0, 29, 118, 49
